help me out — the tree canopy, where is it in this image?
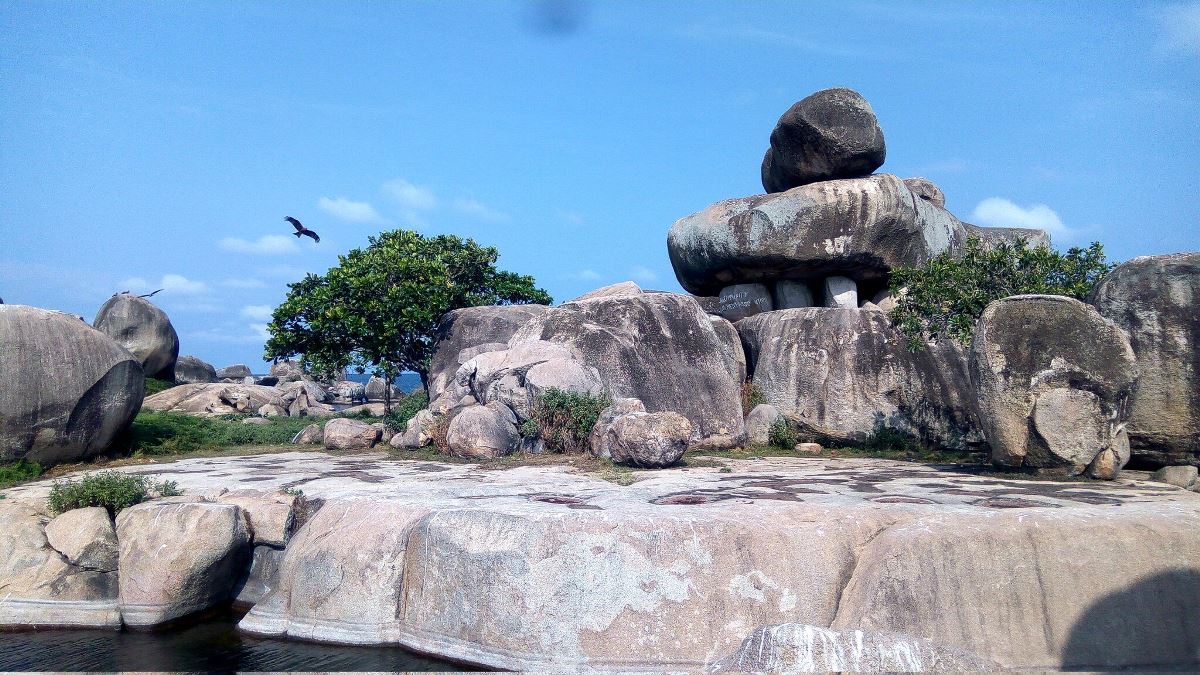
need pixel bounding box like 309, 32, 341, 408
888, 238, 1113, 351
264, 230, 551, 401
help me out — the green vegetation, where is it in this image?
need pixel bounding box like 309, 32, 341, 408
0, 460, 43, 489
47, 471, 182, 516
767, 417, 799, 449
889, 238, 1113, 351
524, 388, 612, 454
143, 376, 176, 397
281, 486, 304, 497
121, 411, 320, 455
862, 424, 925, 455
264, 229, 551, 406
383, 390, 429, 431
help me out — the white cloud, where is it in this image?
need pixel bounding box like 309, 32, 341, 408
317, 196, 387, 224
1155, 2, 1200, 55
218, 234, 301, 255
249, 323, 271, 340
220, 278, 266, 289
118, 273, 209, 296
453, 198, 511, 224
382, 178, 437, 211
629, 266, 659, 284
240, 304, 274, 321
569, 269, 602, 282
971, 197, 1072, 238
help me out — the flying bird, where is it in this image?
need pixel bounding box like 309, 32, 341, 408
285, 216, 320, 243
138, 289, 164, 298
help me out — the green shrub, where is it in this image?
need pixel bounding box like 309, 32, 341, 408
862, 424, 924, 454
526, 388, 612, 454
143, 377, 176, 397
383, 390, 429, 431
0, 460, 43, 489
48, 472, 151, 516
767, 418, 799, 449
889, 238, 1113, 351
153, 479, 183, 497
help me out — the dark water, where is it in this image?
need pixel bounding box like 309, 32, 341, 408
0, 610, 470, 672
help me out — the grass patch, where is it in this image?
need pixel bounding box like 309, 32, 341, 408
383, 390, 428, 431
120, 411, 322, 456
525, 388, 612, 454
47, 471, 182, 516
143, 377, 176, 397
0, 460, 43, 489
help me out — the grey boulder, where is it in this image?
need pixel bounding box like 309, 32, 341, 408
603, 411, 692, 468
588, 398, 647, 459
44, 507, 118, 572
216, 364, 253, 379
1151, 465, 1199, 491
970, 295, 1137, 477
761, 88, 886, 193
446, 403, 520, 459
291, 423, 323, 445
738, 308, 980, 449
322, 418, 381, 452
427, 304, 551, 409
1, 305, 143, 464
174, 355, 217, 384
1090, 253, 1200, 466
745, 403, 782, 446
93, 293, 179, 379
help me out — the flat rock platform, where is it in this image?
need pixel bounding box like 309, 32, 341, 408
3, 452, 1198, 671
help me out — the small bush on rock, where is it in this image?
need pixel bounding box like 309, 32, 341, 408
862, 424, 925, 454
767, 418, 799, 449
889, 238, 1113, 351
48, 472, 151, 516
527, 388, 612, 454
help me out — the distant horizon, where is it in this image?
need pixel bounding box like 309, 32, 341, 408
3, 2, 1197, 368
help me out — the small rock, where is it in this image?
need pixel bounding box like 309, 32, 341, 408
773, 280, 814, 310
745, 404, 781, 445
292, 423, 323, 445
323, 418, 381, 452
824, 276, 858, 308
795, 442, 823, 454
1151, 465, 1199, 490
446, 404, 520, 459
371, 422, 394, 445
589, 398, 647, 459
44, 507, 118, 572
903, 177, 946, 209
604, 411, 693, 468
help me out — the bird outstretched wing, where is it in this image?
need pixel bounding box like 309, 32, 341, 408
303, 229, 320, 243
285, 216, 304, 232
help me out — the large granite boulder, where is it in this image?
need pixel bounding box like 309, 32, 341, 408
510, 292, 745, 449
216, 364, 253, 379
710, 623, 997, 672
668, 173, 1048, 297
322, 418, 381, 452
1090, 253, 1200, 466
427, 304, 552, 408
760, 88, 886, 193
268, 359, 305, 382
174, 355, 217, 384
0, 305, 143, 464
603, 411, 692, 468
970, 295, 1137, 476
738, 308, 980, 449
571, 281, 643, 301
92, 293, 179, 379
142, 383, 279, 415
116, 498, 251, 626
0, 503, 120, 628
44, 507, 118, 572
453, 340, 604, 422
446, 403, 521, 459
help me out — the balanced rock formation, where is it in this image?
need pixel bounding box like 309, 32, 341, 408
1090, 253, 1200, 466
174, 355, 217, 384
1, 305, 143, 464
738, 308, 980, 448
761, 87, 886, 193
970, 295, 1137, 477
92, 293, 179, 379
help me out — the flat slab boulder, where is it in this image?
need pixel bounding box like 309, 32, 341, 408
1, 305, 143, 464
93, 293, 179, 379
970, 295, 1137, 476
116, 498, 251, 626
1090, 253, 1200, 466
738, 308, 980, 449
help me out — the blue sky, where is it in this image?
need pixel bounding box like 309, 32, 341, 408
2, 1, 1197, 370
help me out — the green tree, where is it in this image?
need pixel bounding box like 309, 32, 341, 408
264, 230, 551, 408
888, 238, 1113, 351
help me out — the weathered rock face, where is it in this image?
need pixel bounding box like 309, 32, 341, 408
708, 316, 747, 385
571, 281, 643, 302
116, 498, 251, 627
738, 308, 980, 449
715, 283, 774, 322
0, 503, 119, 628
903, 177, 946, 209
760, 88, 886, 193
427, 304, 552, 408
511, 292, 745, 448
453, 340, 604, 422
233, 544, 286, 608
772, 279, 815, 309
269, 360, 305, 382
174, 355, 217, 384
971, 295, 1137, 476
216, 364, 253, 379
669, 174, 971, 297
44, 507, 118, 572
322, 418, 381, 452
1, 305, 144, 464
603, 411, 692, 468
92, 294, 179, 379
964, 222, 1052, 249
589, 398, 647, 459
710, 623, 998, 672
1090, 253, 1200, 466
446, 403, 520, 459
143, 383, 280, 416
745, 403, 781, 446
214, 490, 298, 548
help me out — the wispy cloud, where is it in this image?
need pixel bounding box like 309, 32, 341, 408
240, 304, 274, 321
249, 323, 271, 340
629, 266, 658, 283
119, 273, 209, 296
317, 196, 387, 224
570, 269, 602, 282
1154, 2, 1200, 55
453, 198, 511, 224
382, 178, 437, 211
971, 197, 1073, 239
220, 278, 266, 289
218, 234, 301, 255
